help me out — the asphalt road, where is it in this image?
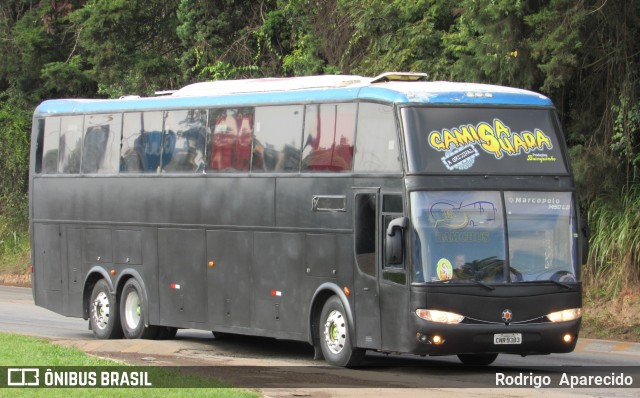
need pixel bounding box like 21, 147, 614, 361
1, 285, 639, 397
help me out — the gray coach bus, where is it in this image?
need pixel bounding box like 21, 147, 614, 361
29, 73, 585, 366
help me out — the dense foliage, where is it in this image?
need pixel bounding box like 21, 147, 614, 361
0, 0, 638, 290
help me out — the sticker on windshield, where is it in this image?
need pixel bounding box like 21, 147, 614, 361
428, 118, 554, 170
436, 258, 453, 281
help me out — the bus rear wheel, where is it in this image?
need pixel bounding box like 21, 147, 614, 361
120, 278, 158, 339
89, 279, 123, 339
457, 353, 498, 366
319, 296, 365, 367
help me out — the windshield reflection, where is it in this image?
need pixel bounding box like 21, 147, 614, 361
411, 191, 578, 285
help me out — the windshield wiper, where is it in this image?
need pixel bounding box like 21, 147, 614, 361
547, 280, 572, 290
467, 279, 495, 291
520, 280, 572, 290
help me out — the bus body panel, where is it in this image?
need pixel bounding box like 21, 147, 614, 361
29, 74, 582, 364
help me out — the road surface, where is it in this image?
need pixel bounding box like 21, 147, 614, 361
1, 285, 638, 397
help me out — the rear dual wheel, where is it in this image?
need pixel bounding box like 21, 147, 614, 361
89, 279, 123, 339
120, 278, 159, 339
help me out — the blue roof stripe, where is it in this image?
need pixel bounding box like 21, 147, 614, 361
34, 81, 553, 116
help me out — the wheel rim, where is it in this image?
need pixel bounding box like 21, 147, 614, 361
323, 309, 346, 354
92, 292, 111, 330
124, 289, 141, 330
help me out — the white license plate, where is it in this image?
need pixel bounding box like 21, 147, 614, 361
494, 333, 522, 345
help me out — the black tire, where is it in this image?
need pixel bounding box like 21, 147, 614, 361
156, 326, 178, 340
119, 278, 158, 339
319, 296, 365, 367
211, 331, 233, 339
457, 353, 499, 366
89, 279, 123, 339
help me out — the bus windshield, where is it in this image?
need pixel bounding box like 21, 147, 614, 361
411, 191, 578, 285
401, 107, 568, 174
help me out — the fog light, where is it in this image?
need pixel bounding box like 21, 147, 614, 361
416, 332, 445, 345
563, 334, 573, 343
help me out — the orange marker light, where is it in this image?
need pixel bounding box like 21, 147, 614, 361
343, 286, 351, 297
110, 269, 116, 276
209, 261, 215, 267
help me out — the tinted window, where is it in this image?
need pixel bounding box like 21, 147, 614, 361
355, 193, 376, 277
302, 103, 356, 172
411, 191, 506, 283
505, 191, 577, 282
59, 116, 83, 174
34, 119, 45, 173
402, 107, 568, 174
207, 108, 254, 172
162, 109, 207, 173
42, 117, 60, 174
354, 103, 401, 172
253, 106, 303, 172
82, 113, 122, 174
121, 111, 164, 173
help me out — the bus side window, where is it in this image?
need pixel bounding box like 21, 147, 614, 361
34, 119, 45, 173
42, 117, 61, 174
355, 193, 376, 277
121, 111, 164, 173
354, 103, 401, 173
82, 113, 122, 174
59, 115, 83, 174
301, 103, 356, 172
207, 108, 254, 172
253, 105, 303, 172
382, 194, 406, 282
162, 109, 207, 173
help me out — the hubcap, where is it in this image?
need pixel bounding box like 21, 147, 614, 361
92, 292, 110, 330
323, 310, 346, 354
124, 290, 141, 330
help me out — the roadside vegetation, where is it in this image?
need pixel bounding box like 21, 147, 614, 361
0, 1, 638, 341
0, 332, 259, 396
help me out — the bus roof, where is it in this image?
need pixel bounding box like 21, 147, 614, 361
34, 73, 553, 116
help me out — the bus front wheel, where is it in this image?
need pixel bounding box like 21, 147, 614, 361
120, 278, 158, 339
457, 353, 498, 366
89, 279, 123, 339
319, 296, 365, 367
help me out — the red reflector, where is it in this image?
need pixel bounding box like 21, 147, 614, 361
271, 290, 282, 297
30, 265, 34, 273
171, 283, 181, 289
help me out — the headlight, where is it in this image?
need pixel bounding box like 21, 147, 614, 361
546, 308, 582, 323
416, 309, 464, 324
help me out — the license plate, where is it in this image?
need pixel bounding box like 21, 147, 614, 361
494, 333, 522, 345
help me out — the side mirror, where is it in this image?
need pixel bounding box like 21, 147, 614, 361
385, 217, 408, 265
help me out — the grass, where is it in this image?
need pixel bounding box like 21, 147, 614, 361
581, 288, 640, 342
0, 332, 260, 397
584, 184, 640, 295
0, 214, 30, 275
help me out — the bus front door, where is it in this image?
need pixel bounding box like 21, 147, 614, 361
353, 190, 382, 349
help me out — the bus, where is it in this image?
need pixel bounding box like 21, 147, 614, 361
29, 72, 586, 367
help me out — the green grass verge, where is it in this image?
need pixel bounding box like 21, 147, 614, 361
0, 214, 29, 275
0, 332, 259, 397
